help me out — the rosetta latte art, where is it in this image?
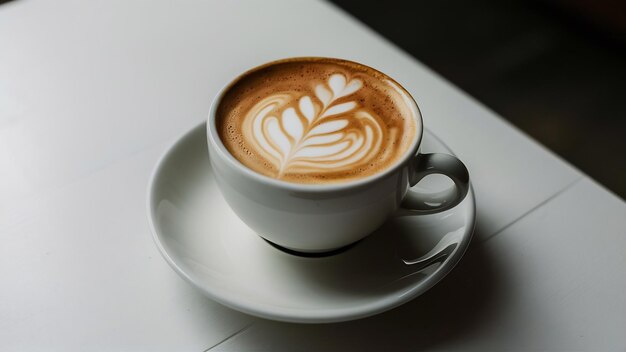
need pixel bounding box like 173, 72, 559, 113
241, 74, 388, 178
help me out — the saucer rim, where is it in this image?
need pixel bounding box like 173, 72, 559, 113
147, 122, 476, 323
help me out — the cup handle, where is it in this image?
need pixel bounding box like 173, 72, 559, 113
399, 153, 470, 215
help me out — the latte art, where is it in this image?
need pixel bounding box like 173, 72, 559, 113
243, 74, 388, 177
216, 58, 419, 184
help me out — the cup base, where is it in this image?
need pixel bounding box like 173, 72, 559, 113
262, 238, 362, 258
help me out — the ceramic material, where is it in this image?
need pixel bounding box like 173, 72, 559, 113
206, 58, 470, 253
148, 123, 475, 323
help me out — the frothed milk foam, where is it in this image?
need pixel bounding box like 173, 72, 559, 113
216, 58, 419, 184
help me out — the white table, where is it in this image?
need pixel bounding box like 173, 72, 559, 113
1, 0, 624, 350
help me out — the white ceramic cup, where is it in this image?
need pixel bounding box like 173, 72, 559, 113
207, 57, 470, 253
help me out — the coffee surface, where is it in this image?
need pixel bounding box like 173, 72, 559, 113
216, 58, 418, 184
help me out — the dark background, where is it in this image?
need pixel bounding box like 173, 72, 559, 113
330, 0, 626, 199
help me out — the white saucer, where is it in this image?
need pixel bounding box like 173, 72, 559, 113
147, 123, 475, 323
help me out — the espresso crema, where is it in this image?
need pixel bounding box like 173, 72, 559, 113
216, 58, 419, 184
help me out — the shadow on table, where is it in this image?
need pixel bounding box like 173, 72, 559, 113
244, 222, 501, 351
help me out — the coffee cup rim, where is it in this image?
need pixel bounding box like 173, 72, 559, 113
207, 56, 423, 192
